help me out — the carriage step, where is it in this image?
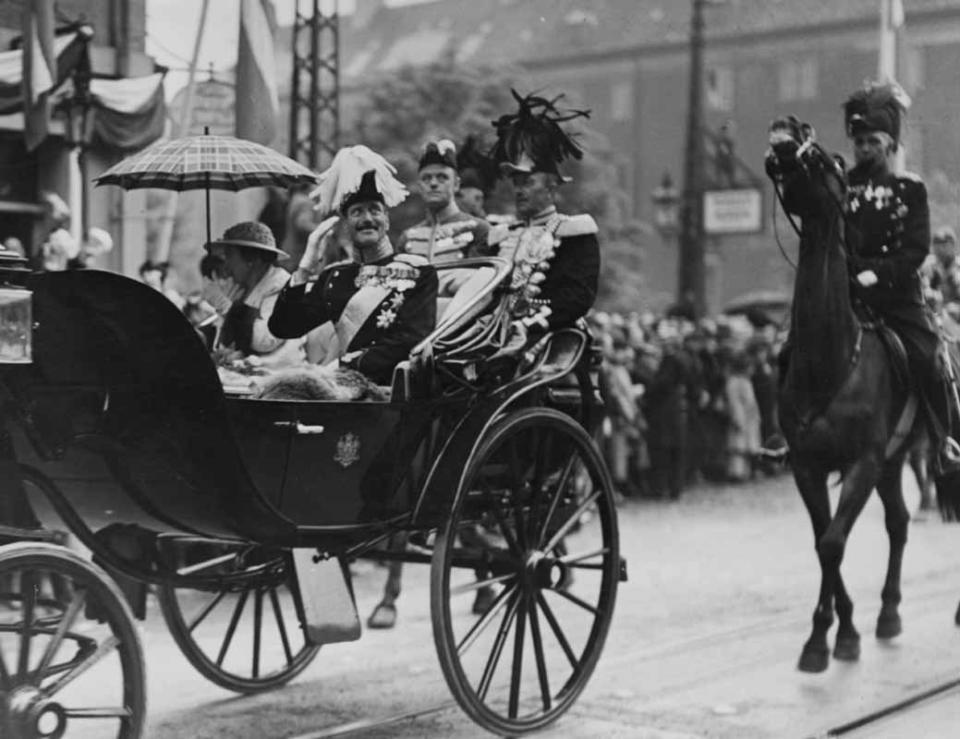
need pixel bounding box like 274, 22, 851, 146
292, 550, 361, 646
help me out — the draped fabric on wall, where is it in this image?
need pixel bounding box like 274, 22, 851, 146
0, 30, 167, 154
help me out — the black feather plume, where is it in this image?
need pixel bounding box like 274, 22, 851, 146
490, 89, 591, 175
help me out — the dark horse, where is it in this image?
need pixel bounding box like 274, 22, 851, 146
768, 130, 928, 673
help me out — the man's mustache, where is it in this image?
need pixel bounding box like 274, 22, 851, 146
356, 221, 379, 230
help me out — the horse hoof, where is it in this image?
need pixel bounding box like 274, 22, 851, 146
833, 636, 861, 661
367, 602, 397, 629
797, 647, 829, 673
876, 614, 902, 640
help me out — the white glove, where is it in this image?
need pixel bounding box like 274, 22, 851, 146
856, 270, 878, 287
299, 216, 340, 274
201, 276, 243, 315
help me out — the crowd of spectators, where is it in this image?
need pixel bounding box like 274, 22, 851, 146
590, 308, 787, 501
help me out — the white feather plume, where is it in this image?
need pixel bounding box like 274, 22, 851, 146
310, 145, 408, 214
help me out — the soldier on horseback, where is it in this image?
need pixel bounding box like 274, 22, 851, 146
771, 81, 960, 472
840, 82, 960, 472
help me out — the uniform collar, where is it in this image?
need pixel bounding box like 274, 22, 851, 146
521, 206, 558, 228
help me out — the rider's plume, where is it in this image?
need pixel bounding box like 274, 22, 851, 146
843, 81, 911, 148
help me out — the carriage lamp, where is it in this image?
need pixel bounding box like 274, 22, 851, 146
651, 171, 680, 236
0, 252, 32, 364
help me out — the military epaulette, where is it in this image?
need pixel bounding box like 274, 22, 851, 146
392, 252, 430, 269
898, 171, 923, 183
488, 222, 516, 246
556, 214, 598, 237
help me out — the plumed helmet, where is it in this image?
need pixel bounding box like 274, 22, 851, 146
310, 145, 408, 216
418, 139, 458, 171
490, 89, 590, 182
843, 81, 911, 146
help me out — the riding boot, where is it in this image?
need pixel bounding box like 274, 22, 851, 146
924, 362, 960, 475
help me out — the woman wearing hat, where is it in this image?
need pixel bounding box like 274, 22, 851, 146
203, 220, 303, 364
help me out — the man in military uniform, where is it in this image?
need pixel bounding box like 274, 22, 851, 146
268, 146, 438, 386
840, 82, 959, 468
398, 139, 490, 296
486, 91, 600, 357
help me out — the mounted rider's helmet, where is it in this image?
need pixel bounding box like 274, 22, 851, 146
843, 81, 910, 149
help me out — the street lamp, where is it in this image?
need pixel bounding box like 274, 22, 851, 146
61, 36, 94, 241
651, 171, 680, 236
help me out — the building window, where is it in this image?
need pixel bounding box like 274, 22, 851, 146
706, 65, 734, 111
779, 58, 818, 101
610, 80, 633, 122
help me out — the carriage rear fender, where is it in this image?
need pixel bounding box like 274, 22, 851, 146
411, 328, 588, 526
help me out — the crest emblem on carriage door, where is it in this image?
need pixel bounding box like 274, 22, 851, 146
334, 432, 361, 468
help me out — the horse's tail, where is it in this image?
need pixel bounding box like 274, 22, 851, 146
936, 472, 960, 522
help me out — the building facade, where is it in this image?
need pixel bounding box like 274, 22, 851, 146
326, 0, 960, 313
0, 0, 157, 275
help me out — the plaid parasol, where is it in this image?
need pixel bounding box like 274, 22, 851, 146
94, 134, 318, 191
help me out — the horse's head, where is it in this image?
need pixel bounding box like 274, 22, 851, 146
765, 116, 847, 208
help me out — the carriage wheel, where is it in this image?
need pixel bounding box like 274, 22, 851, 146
157, 542, 319, 694
0, 542, 146, 739
430, 408, 620, 735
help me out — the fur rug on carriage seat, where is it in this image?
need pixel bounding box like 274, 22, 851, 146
253, 365, 390, 402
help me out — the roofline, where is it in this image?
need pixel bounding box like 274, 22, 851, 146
519, 7, 960, 70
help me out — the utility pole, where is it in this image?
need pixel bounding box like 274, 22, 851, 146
678, 0, 707, 318
289, 0, 340, 171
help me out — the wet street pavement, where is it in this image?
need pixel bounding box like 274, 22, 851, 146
29, 467, 960, 738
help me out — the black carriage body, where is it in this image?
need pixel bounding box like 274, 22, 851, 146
2, 262, 600, 550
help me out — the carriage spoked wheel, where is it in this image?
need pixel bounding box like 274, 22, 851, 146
157, 541, 319, 694
0, 542, 146, 739
430, 408, 620, 735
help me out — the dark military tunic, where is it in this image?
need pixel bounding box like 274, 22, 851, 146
268, 253, 438, 385
488, 207, 600, 333
843, 167, 940, 374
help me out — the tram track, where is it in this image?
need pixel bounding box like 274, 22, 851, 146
810, 674, 960, 737
274, 573, 960, 738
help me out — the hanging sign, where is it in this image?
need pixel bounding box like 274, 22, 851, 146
703, 188, 763, 234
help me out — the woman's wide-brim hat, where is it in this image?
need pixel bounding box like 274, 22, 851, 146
206, 220, 289, 258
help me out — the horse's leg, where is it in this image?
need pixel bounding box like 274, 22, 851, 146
909, 433, 935, 518
874, 459, 910, 639
367, 532, 406, 629
793, 465, 834, 672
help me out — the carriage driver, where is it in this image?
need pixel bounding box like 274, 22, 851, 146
268, 146, 438, 386
835, 82, 959, 470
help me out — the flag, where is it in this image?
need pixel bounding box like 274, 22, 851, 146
21, 0, 56, 150
236, 0, 279, 146
878, 0, 905, 83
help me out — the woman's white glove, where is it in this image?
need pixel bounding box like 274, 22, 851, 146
299, 216, 340, 274
201, 276, 243, 315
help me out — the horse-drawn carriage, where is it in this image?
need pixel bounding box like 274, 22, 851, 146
0, 252, 624, 738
